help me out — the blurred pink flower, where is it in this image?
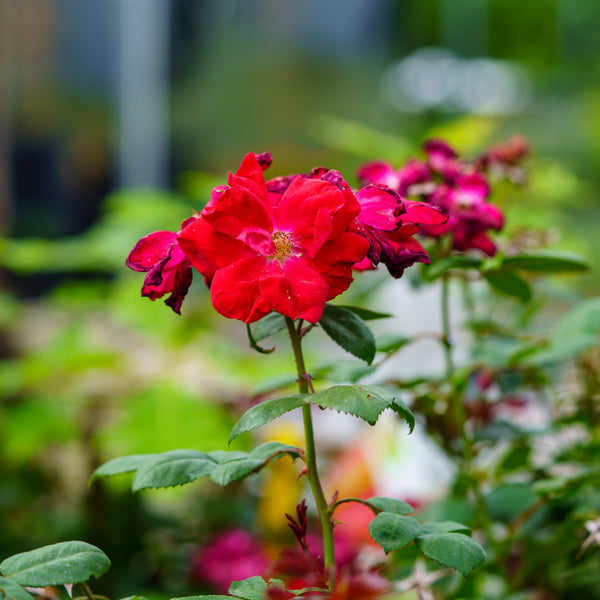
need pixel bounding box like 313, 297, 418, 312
190, 529, 270, 593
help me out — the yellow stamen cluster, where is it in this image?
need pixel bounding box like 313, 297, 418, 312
272, 231, 296, 262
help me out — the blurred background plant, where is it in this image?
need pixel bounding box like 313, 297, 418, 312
1, 1, 600, 599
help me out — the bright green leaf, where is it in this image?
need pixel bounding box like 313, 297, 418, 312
502, 250, 589, 273
0, 542, 110, 586
0, 576, 36, 600
425, 256, 483, 280
305, 385, 414, 431
90, 454, 157, 484
319, 304, 376, 364
368, 512, 421, 553
415, 532, 486, 576
229, 396, 305, 443
334, 305, 392, 320
366, 496, 414, 515
252, 313, 287, 341
485, 271, 532, 302
228, 576, 267, 600
132, 450, 218, 491
419, 521, 471, 535
210, 442, 300, 486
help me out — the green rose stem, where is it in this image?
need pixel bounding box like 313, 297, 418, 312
285, 316, 336, 590
440, 274, 454, 380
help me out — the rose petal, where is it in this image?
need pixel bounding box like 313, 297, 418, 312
126, 231, 177, 272
259, 258, 329, 323
210, 256, 271, 323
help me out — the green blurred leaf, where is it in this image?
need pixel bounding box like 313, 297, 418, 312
229, 396, 305, 443
0, 542, 110, 586
90, 454, 157, 484
311, 115, 412, 162
484, 483, 538, 523
425, 256, 483, 280
313, 359, 376, 383
319, 304, 376, 364
366, 497, 414, 515
0, 577, 36, 600
368, 513, 421, 553
306, 385, 414, 430
415, 533, 485, 576
132, 450, 218, 491
502, 250, 589, 273
228, 576, 267, 600
376, 333, 412, 354
485, 270, 532, 301
209, 442, 300, 486
419, 521, 471, 535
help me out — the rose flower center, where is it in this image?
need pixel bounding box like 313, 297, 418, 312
272, 231, 296, 262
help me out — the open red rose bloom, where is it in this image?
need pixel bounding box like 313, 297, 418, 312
178, 153, 370, 323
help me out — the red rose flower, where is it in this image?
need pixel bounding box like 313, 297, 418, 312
178, 153, 369, 324
126, 216, 196, 314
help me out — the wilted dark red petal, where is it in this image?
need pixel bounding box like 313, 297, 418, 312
210, 256, 271, 323
381, 233, 430, 278
203, 187, 273, 238
259, 258, 329, 323
126, 230, 177, 272
355, 185, 403, 232
140, 245, 193, 314
254, 151, 273, 170
178, 217, 254, 280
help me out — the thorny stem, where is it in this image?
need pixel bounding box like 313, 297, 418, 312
285, 316, 336, 590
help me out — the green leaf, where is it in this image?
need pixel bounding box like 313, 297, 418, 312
229, 396, 305, 443
419, 521, 471, 535
117, 597, 150, 600
0, 542, 111, 586
502, 250, 589, 273
252, 312, 287, 341
484, 483, 538, 523
0, 577, 36, 600
415, 533, 486, 576
425, 256, 483, 280
319, 304, 376, 364
334, 305, 392, 320
132, 449, 218, 491
228, 576, 267, 600
305, 385, 415, 431
210, 442, 300, 486
484, 270, 532, 301
375, 333, 411, 354
366, 496, 414, 515
90, 454, 157, 484
368, 513, 421, 553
